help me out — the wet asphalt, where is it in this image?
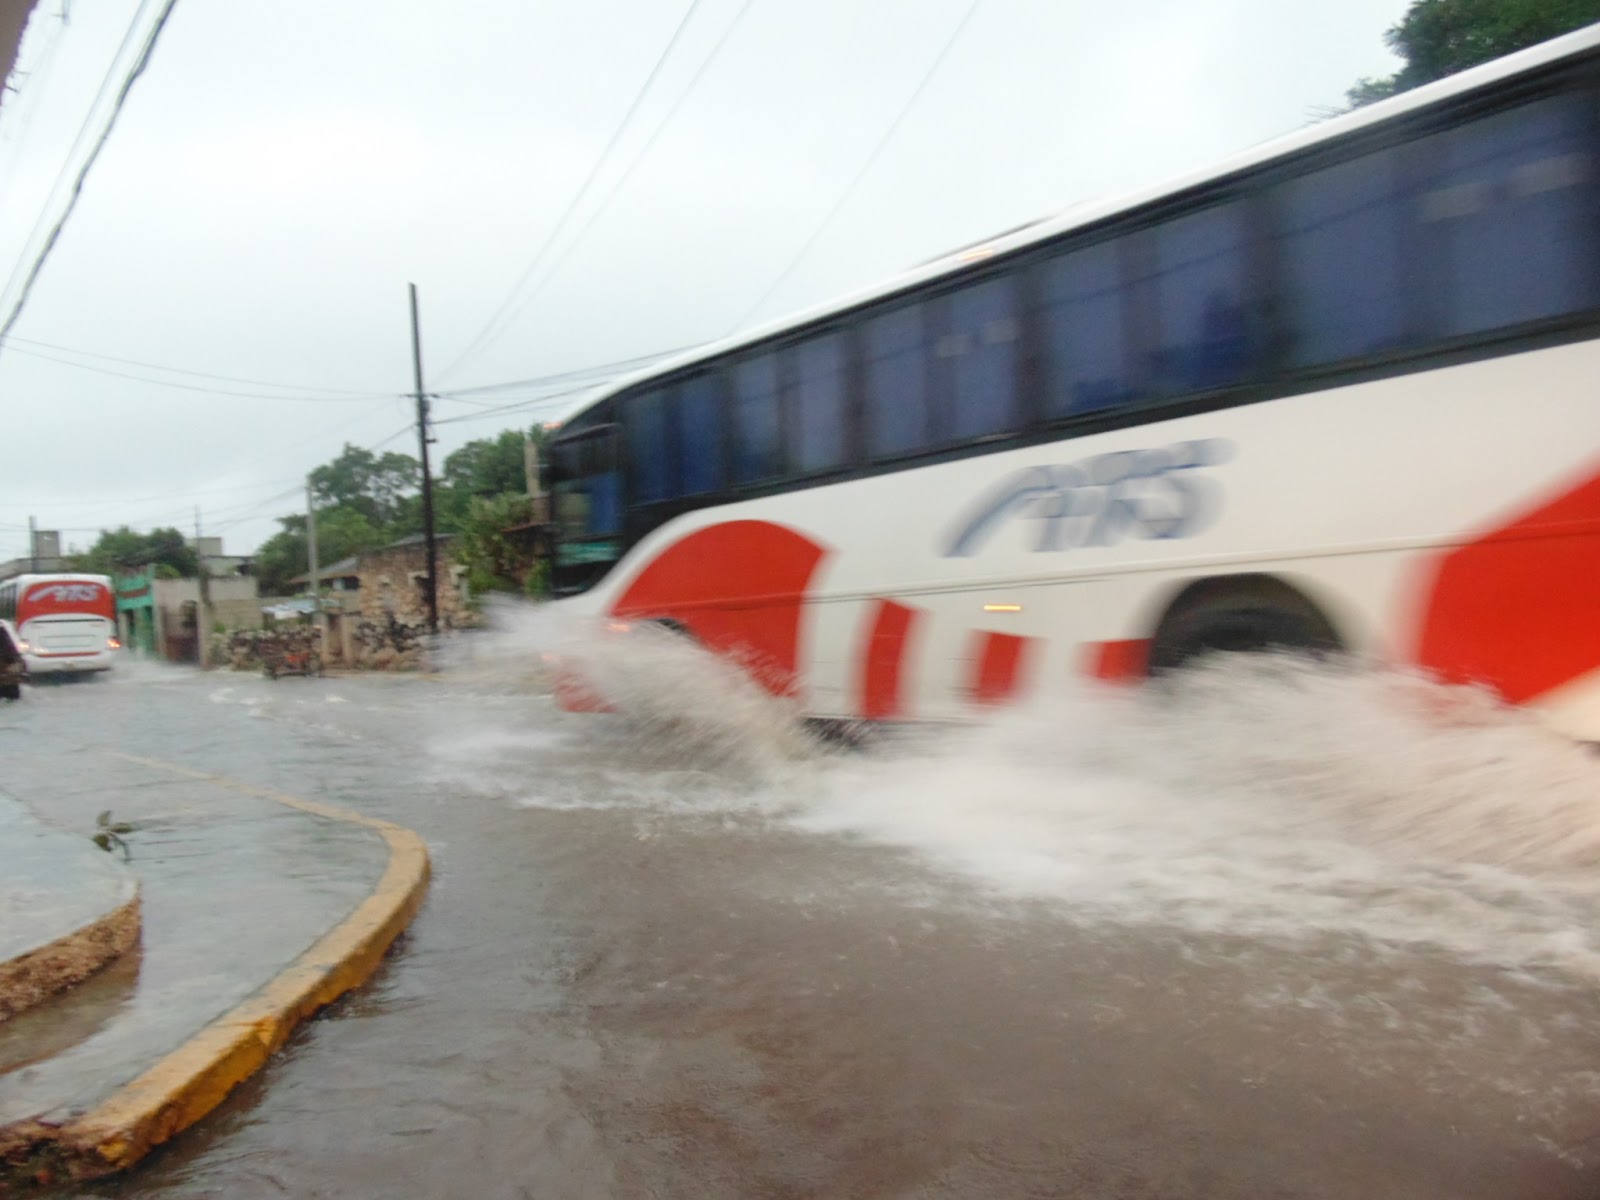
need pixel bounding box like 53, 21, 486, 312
5, 658, 1600, 1200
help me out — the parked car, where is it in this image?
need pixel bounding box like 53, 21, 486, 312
0, 619, 24, 701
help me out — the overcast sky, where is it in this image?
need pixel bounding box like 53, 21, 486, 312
0, 0, 1408, 561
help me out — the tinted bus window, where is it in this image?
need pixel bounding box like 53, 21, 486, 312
550, 428, 622, 545
733, 354, 784, 483
790, 332, 847, 472
1145, 203, 1256, 395
1416, 94, 1599, 337
628, 388, 673, 503
1038, 239, 1133, 417
864, 303, 931, 457
678, 373, 725, 495
938, 276, 1021, 439
1276, 147, 1410, 367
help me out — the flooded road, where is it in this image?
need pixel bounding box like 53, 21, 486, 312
10, 628, 1600, 1199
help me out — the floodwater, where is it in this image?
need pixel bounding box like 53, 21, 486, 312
16, 611, 1600, 1199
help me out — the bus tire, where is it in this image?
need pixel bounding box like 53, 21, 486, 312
1147, 575, 1343, 675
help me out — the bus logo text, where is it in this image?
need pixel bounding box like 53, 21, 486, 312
27, 584, 104, 603
942, 438, 1234, 558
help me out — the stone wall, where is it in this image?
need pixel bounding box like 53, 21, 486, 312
355, 540, 470, 628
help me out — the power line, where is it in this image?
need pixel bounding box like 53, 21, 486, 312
0, 1, 74, 219
431, 383, 604, 428
432, 342, 699, 402
0, 0, 180, 346
0, 0, 152, 314
729, 0, 983, 333
0, 339, 402, 402
14, 414, 416, 547
0, 332, 396, 397
438, 0, 757, 386
436, 0, 708, 385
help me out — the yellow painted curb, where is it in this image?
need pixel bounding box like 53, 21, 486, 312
3, 753, 430, 1184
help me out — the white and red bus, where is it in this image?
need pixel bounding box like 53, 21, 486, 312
544, 24, 1600, 740
0, 574, 120, 677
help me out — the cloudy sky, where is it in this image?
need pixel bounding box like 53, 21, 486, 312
0, 0, 1408, 561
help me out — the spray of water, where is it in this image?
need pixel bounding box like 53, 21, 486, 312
433, 603, 1600, 975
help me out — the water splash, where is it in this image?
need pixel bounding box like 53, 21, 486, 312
801, 655, 1600, 972
431, 607, 1600, 975
437, 599, 821, 775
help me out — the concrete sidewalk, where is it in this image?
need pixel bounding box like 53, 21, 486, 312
0, 796, 140, 1027
0, 756, 429, 1186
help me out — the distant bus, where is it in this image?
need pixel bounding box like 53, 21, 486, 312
544, 24, 1600, 739
0, 574, 120, 677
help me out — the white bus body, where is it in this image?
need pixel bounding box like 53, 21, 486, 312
544, 25, 1600, 740
0, 574, 120, 676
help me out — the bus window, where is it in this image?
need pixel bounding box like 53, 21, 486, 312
1038, 238, 1134, 417
678, 372, 725, 495
1144, 203, 1257, 395
938, 275, 1021, 440
864, 302, 932, 457
628, 388, 675, 503
549, 425, 623, 582
733, 354, 784, 483
1416, 93, 1599, 338
1275, 146, 1410, 368
790, 332, 847, 472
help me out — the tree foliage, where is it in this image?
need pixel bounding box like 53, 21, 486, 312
436, 426, 547, 533
252, 507, 390, 595
1349, 0, 1600, 105
70, 526, 197, 578
309, 444, 421, 527
452, 492, 543, 595
250, 423, 551, 596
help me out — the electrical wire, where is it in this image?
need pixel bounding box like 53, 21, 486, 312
433, 342, 700, 401
0, 0, 153, 314
729, 0, 983, 333
437, 0, 756, 385
0, 1, 74, 218
430, 383, 604, 427
435, 0, 708, 385
0, 0, 181, 345
1, 340, 404, 402
0, 332, 397, 397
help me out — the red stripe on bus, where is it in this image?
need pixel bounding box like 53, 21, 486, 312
858, 599, 919, 719
609, 519, 830, 697
1416, 463, 1600, 703
1086, 639, 1149, 682
970, 631, 1032, 705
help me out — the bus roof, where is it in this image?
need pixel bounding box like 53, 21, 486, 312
555, 19, 1600, 431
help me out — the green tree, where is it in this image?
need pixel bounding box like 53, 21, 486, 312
1349, 0, 1600, 105
453, 492, 543, 595
71, 526, 198, 577
251, 507, 389, 595
308, 444, 421, 527
436, 428, 535, 532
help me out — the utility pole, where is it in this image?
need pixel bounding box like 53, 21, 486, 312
194, 507, 211, 669
27, 515, 36, 572
306, 480, 324, 644
410, 282, 439, 635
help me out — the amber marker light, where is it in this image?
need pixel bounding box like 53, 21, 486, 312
982, 603, 1023, 613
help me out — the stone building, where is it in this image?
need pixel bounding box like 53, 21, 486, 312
354, 534, 468, 628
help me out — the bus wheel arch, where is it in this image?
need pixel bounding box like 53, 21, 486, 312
1145, 573, 1346, 676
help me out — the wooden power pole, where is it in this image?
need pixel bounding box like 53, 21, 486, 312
410, 283, 439, 635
